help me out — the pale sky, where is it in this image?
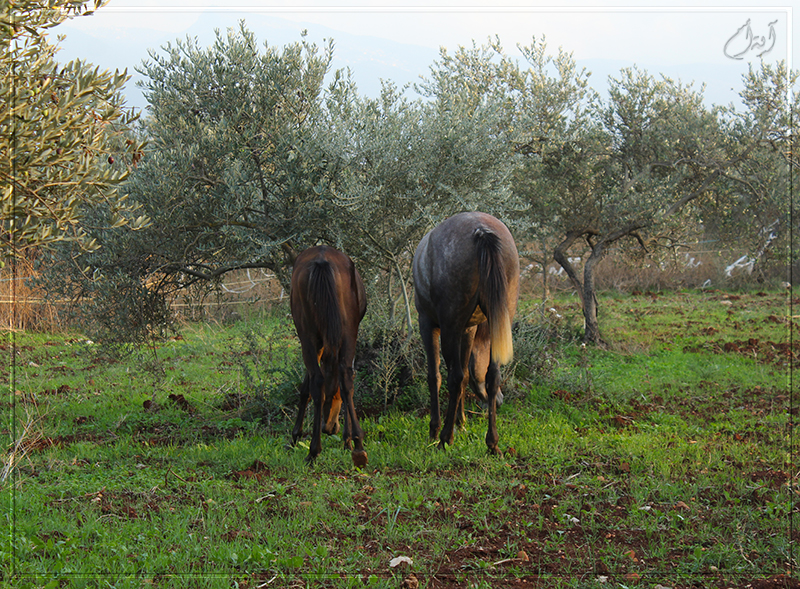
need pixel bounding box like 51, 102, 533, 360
55, 1, 794, 112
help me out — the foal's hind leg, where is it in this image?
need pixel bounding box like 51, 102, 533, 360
305, 368, 325, 463
338, 355, 356, 450
455, 326, 477, 430
484, 358, 502, 455
302, 344, 332, 464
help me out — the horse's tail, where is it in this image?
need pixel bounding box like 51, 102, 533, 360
475, 227, 513, 365
308, 259, 342, 351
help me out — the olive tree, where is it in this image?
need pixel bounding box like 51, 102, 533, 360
129, 23, 344, 282
563, 67, 727, 343
504, 36, 600, 301
702, 62, 798, 280
327, 41, 524, 336
0, 0, 146, 261
39, 23, 351, 344
510, 47, 727, 344
319, 81, 428, 333
507, 39, 795, 344
413, 40, 523, 220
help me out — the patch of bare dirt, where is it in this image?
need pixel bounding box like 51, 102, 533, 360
685, 337, 798, 366
228, 459, 272, 482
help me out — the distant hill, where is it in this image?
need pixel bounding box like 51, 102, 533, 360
55, 12, 752, 115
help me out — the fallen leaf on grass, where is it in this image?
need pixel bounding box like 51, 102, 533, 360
390, 556, 413, 568
493, 550, 530, 566
228, 459, 270, 481
624, 550, 639, 562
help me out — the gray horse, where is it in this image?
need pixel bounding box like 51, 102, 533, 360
412, 212, 519, 454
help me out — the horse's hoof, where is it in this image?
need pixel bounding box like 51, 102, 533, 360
351, 450, 368, 468
487, 446, 502, 456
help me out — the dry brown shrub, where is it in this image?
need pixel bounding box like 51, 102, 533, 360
517, 246, 780, 302
594, 250, 725, 292
170, 268, 287, 324
0, 254, 63, 332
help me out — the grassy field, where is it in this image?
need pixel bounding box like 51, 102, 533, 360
2, 288, 797, 588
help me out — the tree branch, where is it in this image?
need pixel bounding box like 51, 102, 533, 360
662, 169, 721, 218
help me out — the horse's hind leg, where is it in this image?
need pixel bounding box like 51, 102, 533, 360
301, 345, 327, 464
306, 371, 325, 463
338, 357, 356, 451
340, 353, 367, 467
316, 351, 340, 454
291, 373, 311, 445
419, 315, 442, 440
439, 326, 474, 449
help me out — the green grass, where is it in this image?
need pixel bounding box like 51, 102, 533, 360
2, 289, 796, 588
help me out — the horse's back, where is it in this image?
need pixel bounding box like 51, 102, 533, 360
413, 212, 519, 323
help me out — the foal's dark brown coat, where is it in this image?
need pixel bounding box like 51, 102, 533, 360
412, 212, 519, 454
290, 246, 368, 466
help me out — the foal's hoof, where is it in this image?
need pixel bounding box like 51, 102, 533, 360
487, 446, 502, 457
351, 449, 368, 468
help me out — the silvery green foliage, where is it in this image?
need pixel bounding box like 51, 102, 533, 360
1, 0, 146, 260
702, 62, 797, 269
130, 23, 340, 279
38, 25, 794, 348
38, 23, 342, 345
